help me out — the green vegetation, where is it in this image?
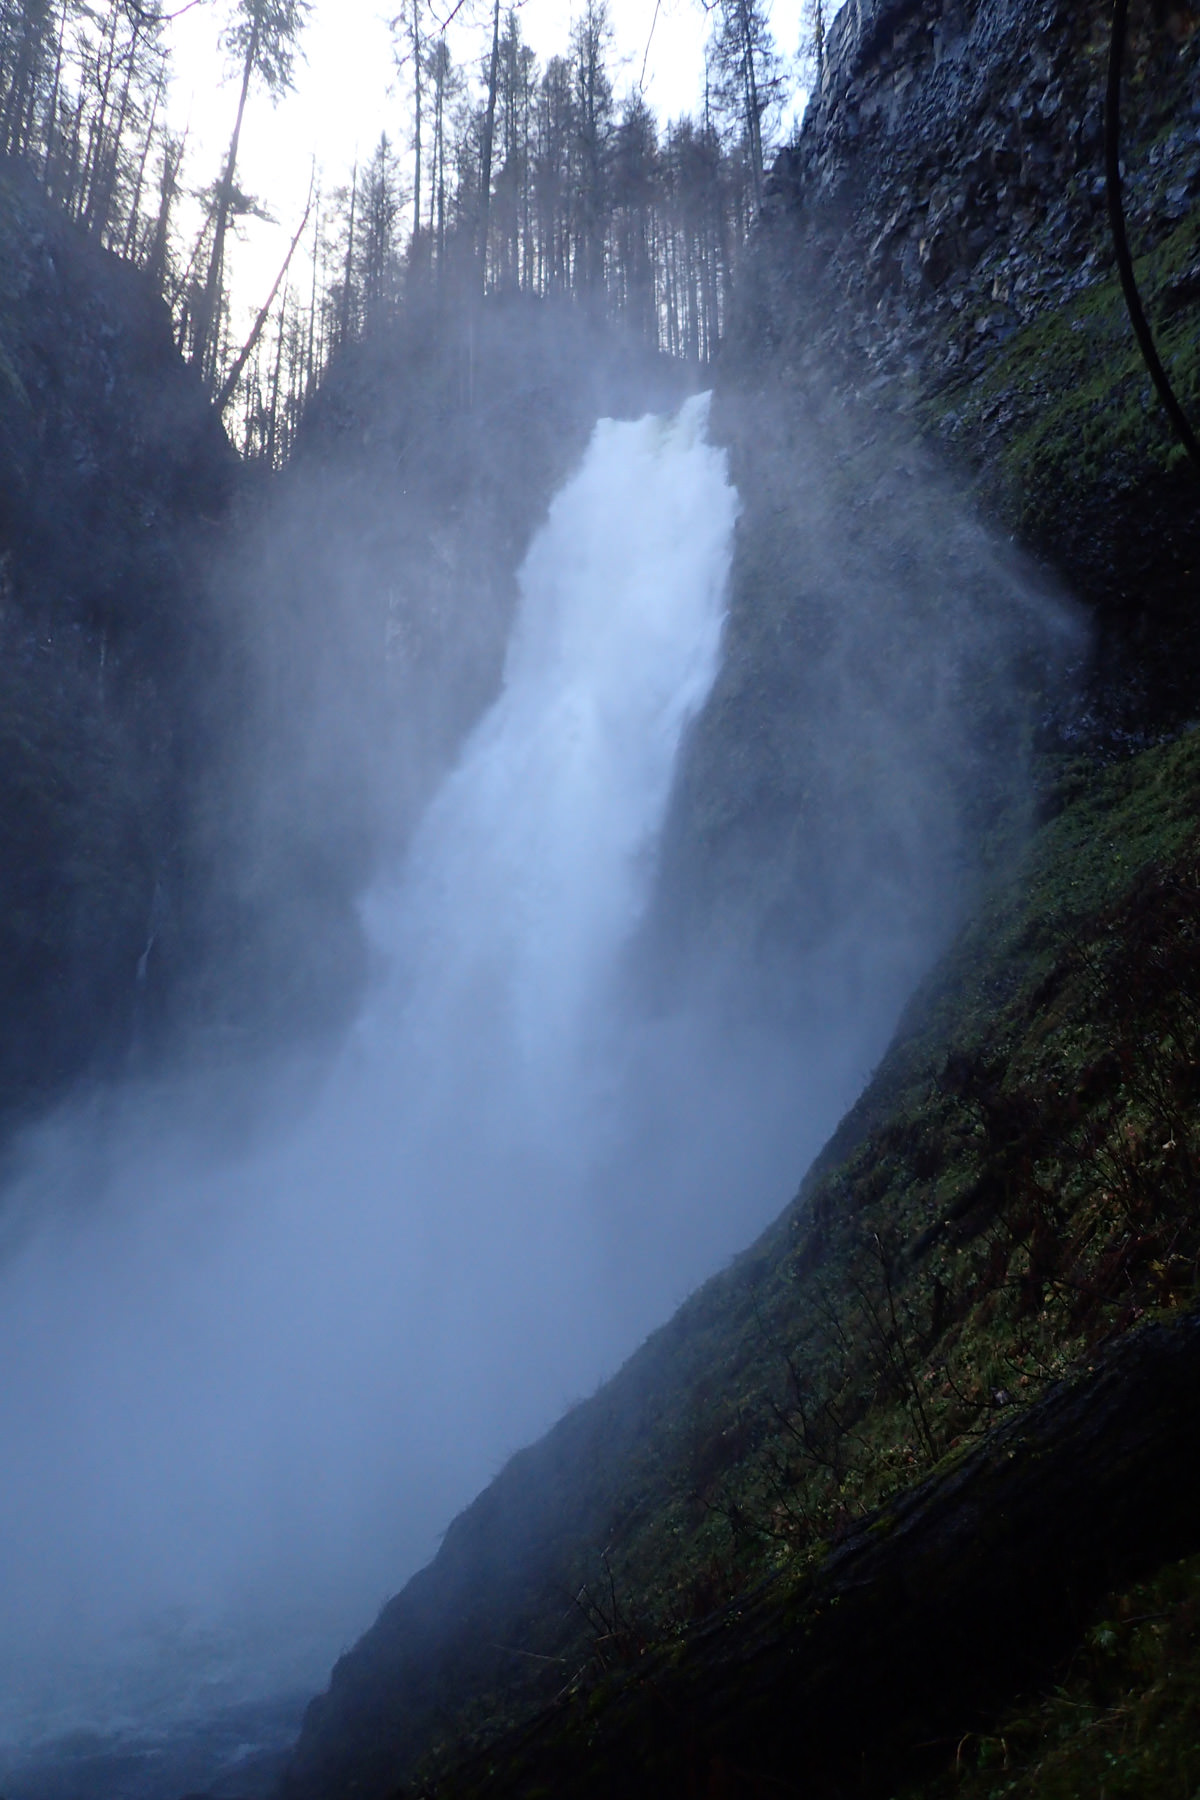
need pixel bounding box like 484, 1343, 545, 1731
909, 21, 1200, 575
902, 1552, 1200, 1800
929, 204, 1200, 534
586, 728, 1200, 1646
330, 724, 1200, 1800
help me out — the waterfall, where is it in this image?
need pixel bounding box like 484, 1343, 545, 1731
362, 392, 734, 1129
0, 395, 745, 1745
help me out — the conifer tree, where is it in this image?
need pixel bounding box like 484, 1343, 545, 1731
570, 0, 612, 297
191, 0, 312, 385
391, 0, 428, 261
706, 0, 780, 211
357, 130, 404, 325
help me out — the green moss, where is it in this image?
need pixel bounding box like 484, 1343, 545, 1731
579, 725, 1200, 1651
391, 730, 1200, 1800
922, 212, 1200, 533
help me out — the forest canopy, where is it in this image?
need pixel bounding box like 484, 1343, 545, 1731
0, 0, 821, 462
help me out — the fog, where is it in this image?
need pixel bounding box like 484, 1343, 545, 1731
0, 382, 1078, 1781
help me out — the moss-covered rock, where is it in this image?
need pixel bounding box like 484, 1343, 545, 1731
281, 711, 1200, 1800
730, 0, 1200, 729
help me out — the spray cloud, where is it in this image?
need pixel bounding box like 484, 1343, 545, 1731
0, 383, 1078, 1780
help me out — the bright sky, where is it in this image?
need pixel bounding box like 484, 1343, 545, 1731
164, 0, 818, 337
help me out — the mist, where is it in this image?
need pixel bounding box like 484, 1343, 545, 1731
0, 376, 1078, 1778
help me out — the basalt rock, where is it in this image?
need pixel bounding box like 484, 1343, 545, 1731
727, 0, 1200, 728
0, 158, 236, 1128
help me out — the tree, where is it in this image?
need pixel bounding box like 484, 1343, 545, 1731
706, 0, 781, 212
0, 0, 58, 159
191, 0, 312, 385
390, 0, 426, 260
0, 0, 177, 258
569, 0, 612, 297
491, 7, 535, 288
424, 34, 461, 273
531, 52, 573, 292
138, 121, 181, 276
476, 0, 500, 288
798, 0, 826, 97
609, 92, 656, 338
357, 130, 404, 326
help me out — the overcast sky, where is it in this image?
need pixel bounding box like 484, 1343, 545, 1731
162, 0, 821, 333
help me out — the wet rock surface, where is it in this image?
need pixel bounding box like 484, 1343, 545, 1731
731, 0, 1200, 728
0, 158, 236, 1129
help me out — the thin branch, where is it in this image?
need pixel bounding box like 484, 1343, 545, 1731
122, 0, 211, 26
1105, 0, 1200, 473
430, 0, 472, 32
214, 172, 314, 414
639, 0, 663, 92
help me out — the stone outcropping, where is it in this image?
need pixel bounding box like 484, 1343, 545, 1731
0, 158, 235, 1123
731, 0, 1200, 721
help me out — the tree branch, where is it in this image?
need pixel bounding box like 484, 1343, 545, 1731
214, 172, 313, 416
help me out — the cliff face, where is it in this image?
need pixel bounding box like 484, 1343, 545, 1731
278, 4, 1200, 1796
0, 159, 236, 1125
0, 190, 680, 1134
727, 0, 1200, 718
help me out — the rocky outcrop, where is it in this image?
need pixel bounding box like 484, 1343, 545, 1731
729, 0, 1200, 723
647, 0, 1200, 1096
419, 1304, 1200, 1800
0, 158, 235, 1124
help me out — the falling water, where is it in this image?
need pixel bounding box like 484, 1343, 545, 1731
0, 395, 746, 1768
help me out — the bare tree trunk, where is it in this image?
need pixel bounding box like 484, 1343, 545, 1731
79, 6, 118, 228
304, 185, 319, 393
89, 17, 141, 241
215, 188, 311, 415
410, 1, 422, 256
477, 0, 501, 292
146, 125, 184, 285
193, 10, 260, 384
124, 60, 163, 259
429, 47, 445, 276
339, 157, 357, 343
43, 1, 70, 197
265, 286, 288, 467
739, 0, 763, 210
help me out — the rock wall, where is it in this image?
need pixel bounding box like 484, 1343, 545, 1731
0, 159, 236, 1127
727, 0, 1200, 722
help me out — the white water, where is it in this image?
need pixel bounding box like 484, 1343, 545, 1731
0, 396, 768, 1753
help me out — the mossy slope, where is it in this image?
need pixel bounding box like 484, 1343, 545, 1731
902, 1547, 1200, 1800
283, 723, 1200, 1799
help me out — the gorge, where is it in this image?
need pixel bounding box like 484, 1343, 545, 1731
0, 0, 1197, 1796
